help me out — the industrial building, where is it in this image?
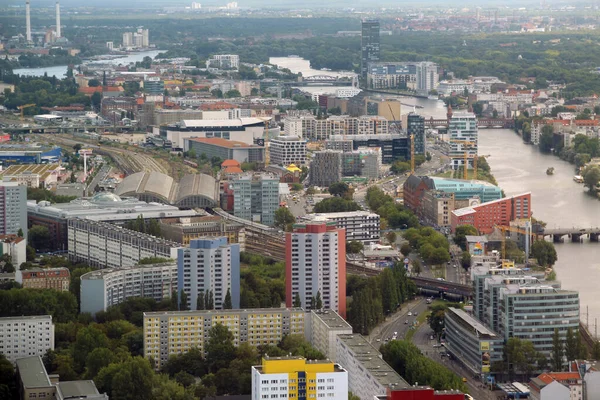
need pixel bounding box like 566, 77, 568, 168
115, 171, 218, 208
177, 237, 240, 310
269, 136, 308, 166
286, 222, 347, 317
299, 211, 380, 244
185, 137, 265, 164
0, 163, 61, 188
230, 173, 279, 226
28, 192, 198, 251
68, 218, 181, 269
251, 357, 348, 400
80, 262, 178, 315
0, 315, 54, 363
0, 146, 62, 166
143, 308, 305, 369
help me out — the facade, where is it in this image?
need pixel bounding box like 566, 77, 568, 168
405, 113, 426, 155
251, 357, 348, 400
415, 61, 439, 93
0, 315, 54, 363
0, 234, 26, 267
185, 137, 265, 164
450, 192, 532, 234
161, 118, 266, 149
0, 182, 27, 238
207, 54, 240, 70
366, 62, 439, 92
144, 77, 164, 95
349, 134, 412, 164
444, 307, 503, 378
231, 173, 279, 226
299, 211, 380, 244
68, 218, 181, 269
144, 308, 305, 369
177, 237, 240, 310
310, 150, 342, 187
341, 149, 381, 179
335, 334, 410, 400
308, 310, 352, 362
159, 216, 245, 246
449, 112, 478, 170
285, 222, 347, 317
0, 163, 61, 188
80, 262, 177, 315
283, 115, 389, 141
420, 190, 455, 228
16, 267, 70, 291
530, 372, 583, 400
361, 20, 380, 79
269, 136, 308, 166
28, 193, 198, 251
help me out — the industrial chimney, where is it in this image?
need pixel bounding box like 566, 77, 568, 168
26, 0, 32, 42
55, 1, 61, 38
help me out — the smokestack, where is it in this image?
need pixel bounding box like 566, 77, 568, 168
26, 0, 31, 42
55, 1, 61, 38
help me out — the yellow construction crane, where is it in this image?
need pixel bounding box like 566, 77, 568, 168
18, 104, 35, 121
449, 140, 476, 179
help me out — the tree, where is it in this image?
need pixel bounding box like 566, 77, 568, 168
205, 324, 236, 373
179, 290, 189, 311
460, 251, 471, 269
274, 207, 296, 231
391, 160, 411, 175
539, 125, 554, 153
429, 308, 445, 340
17, 228, 23, 238
73, 325, 110, 372
196, 290, 205, 310
223, 289, 232, 309
293, 293, 302, 308
28, 225, 51, 251
346, 240, 364, 254
225, 89, 241, 98
95, 357, 155, 400
592, 341, 600, 360
211, 89, 223, 98
386, 231, 397, 244
85, 347, 116, 379
454, 225, 478, 251
551, 328, 564, 371
411, 259, 422, 276
314, 291, 323, 309
400, 243, 412, 257
583, 165, 600, 192
88, 79, 101, 87
531, 240, 557, 267
328, 182, 351, 198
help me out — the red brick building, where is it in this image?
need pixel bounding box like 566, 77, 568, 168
403, 175, 432, 212
375, 387, 465, 400
451, 192, 531, 234
18, 267, 70, 291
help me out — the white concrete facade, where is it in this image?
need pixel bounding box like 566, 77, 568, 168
0, 315, 54, 363
269, 136, 308, 166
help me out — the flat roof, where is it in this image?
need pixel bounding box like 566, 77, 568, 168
337, 334, 409, 389
188, 137, 260, 149
302, 211, 379, 220
16, 356, 51, 389
452, 207, 476, 217
144, 308, 304, 318
447, 308, 499, 338
180, 118, 265, 128
311, 310, 352, 331
0, 315, 52, 322
81, 262, 176, 281
55, 381, 103, 398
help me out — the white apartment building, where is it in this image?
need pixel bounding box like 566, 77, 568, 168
251, 357, 348, 400
283, 115, 389, 141
80, 262, 178, 315
178, 237, 240, 310
0, 181, 27, 238
416, 61, 439, 93
0, 315, 54, 363
335, 334, 409, 400
122, 32, 133, 47
67, 219, 181, 269
285, 222, 347, 317
300, 211, 380, 244
448, 112, 478, 170
307, 310, 352, 362
269, 136, 308, 166
207, 54, 240, 70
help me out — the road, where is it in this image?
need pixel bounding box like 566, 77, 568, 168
87, 164, 112, 196
368, 298, 429, 344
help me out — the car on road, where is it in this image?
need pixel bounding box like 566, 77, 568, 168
433, 344, 441, 348
408, 312, 412, 316
404, 320, 409, 324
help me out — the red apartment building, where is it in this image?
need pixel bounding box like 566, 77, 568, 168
450, 192, 531, 234
285, 222, 346, 317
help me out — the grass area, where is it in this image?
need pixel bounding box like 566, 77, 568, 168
431, 266, 446, 280
434, 167, 498, 186
405, 309, 431, 341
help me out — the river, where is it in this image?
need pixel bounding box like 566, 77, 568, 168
13, 50, 162, 78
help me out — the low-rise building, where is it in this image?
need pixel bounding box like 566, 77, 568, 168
0, 234, 26, 267
80, 262, 177, 315
307, 310, 352, 361
16, 267, 70, 291
0, 315, 54, 363
269, 136, 308, 166
0, 163, 61, 188
299, 211, 380, 244
185, 137, 265, 164
68, 219, 181, 269
159, 216, 245, 246
444, 307, 503, 378
530, 372, 583, 400
251, 357, 348, 400
160, 118, 266, 149
144, 308, 305, 369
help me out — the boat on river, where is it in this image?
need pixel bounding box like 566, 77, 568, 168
546, 167, 554, 175
574, 175, 584, 183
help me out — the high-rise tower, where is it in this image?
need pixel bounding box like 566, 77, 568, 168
26, 1, 32, 42
55, 1, 61, 38
361, 19, 380, 80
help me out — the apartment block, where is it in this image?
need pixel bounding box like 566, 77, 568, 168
16, 267, 70, 291
0, 181, 27, 238
269, 136, 308, 166
299, 211, 380, 244
451, 192, 532, 234
207, 54, 240, 70
143, 308, 305, 369
307, 310, 352, 362
231, 173, 280, 226
286, 222, 346, 317
0, 315, 54, 363
283, 115, 389, 141
177, 237, 240, 310
67, 218, 181, 269
449, 112, 478, 170
251, 356, 348, 400
80, 262, 178, 315
310, 150, 342, 187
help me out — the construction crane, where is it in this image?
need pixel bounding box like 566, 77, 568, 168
18, 104, 35, 121
449, 140, 476, 179
496, 222, 534, 262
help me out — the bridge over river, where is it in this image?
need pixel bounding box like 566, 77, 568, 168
539, 227, 600, 243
